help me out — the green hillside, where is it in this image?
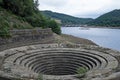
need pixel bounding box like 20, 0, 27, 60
0, 0, 61, 38
88, 9, 120, 27
41, 11, 93, 25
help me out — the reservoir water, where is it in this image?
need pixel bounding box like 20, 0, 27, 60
62, 27, 120, 51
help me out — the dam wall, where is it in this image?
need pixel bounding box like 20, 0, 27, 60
0, 28, 54, 51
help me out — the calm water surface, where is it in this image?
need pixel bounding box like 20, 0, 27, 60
62, 27, 120, 51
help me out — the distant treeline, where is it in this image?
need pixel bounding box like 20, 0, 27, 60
42, 10, 120, 27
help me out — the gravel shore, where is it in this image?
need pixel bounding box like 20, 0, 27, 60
54, 33, 97, 45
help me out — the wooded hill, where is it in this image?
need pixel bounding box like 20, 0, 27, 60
88, 9, 120, 27
41, 10, 93, 25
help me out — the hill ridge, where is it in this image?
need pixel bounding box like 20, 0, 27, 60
88, 9, 120, 27
41, 10, 93, 25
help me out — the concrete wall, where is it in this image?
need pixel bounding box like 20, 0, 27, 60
0, 28, 54, 51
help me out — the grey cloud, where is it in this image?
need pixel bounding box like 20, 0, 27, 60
39, 0, 120, 18
39, 0, 68, 7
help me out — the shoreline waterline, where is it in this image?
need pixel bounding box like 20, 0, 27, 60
61, 27, 120, 51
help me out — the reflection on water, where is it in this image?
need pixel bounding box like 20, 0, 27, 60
79, 27, 90, 30
62, 27, 120, 51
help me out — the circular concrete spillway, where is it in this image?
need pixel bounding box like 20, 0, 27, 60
4, 49, 117, 75
1, 44, 119, 79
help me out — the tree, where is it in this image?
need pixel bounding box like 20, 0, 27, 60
3, 0, 35, 17
46, 20, 61, 34
34, 0, 39, 11
2, 0, 62, 34
25, 12, 46, 28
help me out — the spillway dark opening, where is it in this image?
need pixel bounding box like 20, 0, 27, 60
31, 53, 92, 76
38, 60, 83, 75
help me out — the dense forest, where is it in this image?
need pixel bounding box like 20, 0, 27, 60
0, 0, 61, 38
88, 9, 120, 27
42, 11, 93, 25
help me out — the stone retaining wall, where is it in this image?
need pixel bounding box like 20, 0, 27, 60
0, 28, 54, 51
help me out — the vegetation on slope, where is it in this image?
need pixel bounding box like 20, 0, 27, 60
0, 0, 61, 38
42, 10, 93, 25
88, 9, 120, 27
0, 6, 33, 38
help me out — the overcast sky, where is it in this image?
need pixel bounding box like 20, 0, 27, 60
38, 0, 120, 18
